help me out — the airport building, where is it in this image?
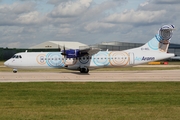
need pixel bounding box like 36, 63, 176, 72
30, 41, 88, 50
90, 41, 143, 51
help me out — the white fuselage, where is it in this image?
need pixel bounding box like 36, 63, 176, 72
4, 48, 174, 70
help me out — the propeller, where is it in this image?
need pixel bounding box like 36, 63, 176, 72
61, 45, 67, 56
58, 44, 61, 52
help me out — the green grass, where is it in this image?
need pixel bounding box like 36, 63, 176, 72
165, 61, 180, 65
0, 82, 180, 120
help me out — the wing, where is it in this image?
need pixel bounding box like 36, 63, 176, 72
79, 47, 101, 56
61, 47, 101, 58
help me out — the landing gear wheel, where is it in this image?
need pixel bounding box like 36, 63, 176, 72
13, 69, 17, 73
80, 68, 89, 73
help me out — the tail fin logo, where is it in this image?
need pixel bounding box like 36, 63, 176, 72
145, 25, 175, 52
159, 25, 174, 41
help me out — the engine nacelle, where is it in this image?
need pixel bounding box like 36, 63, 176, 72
62, 49, 89, 58
64, 49, 79, 58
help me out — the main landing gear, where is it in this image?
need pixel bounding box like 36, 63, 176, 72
79, 67, 89, 73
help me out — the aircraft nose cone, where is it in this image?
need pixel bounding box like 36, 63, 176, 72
4, 61, 9, 66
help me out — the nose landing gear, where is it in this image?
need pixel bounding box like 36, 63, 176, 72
13, 69, 17, 73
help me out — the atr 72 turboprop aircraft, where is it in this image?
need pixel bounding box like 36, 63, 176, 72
4, 25, 175, 73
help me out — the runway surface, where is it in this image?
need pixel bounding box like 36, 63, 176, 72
0, 69, 180, 82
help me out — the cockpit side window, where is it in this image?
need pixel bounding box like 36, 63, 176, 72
12, 55, 16, 58
11, 55, 22, 59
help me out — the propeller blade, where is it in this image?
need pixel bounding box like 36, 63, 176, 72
58, 44, 61, 52
61, 45, 66, 56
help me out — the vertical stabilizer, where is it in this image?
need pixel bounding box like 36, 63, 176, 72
142, 25, 175, 52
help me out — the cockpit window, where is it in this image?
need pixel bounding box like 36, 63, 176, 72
12, 55, 22, 59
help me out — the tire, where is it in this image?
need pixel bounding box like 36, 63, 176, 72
80, 68, 89, 73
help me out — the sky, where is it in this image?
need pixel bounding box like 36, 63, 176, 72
0, 0, 180, 48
